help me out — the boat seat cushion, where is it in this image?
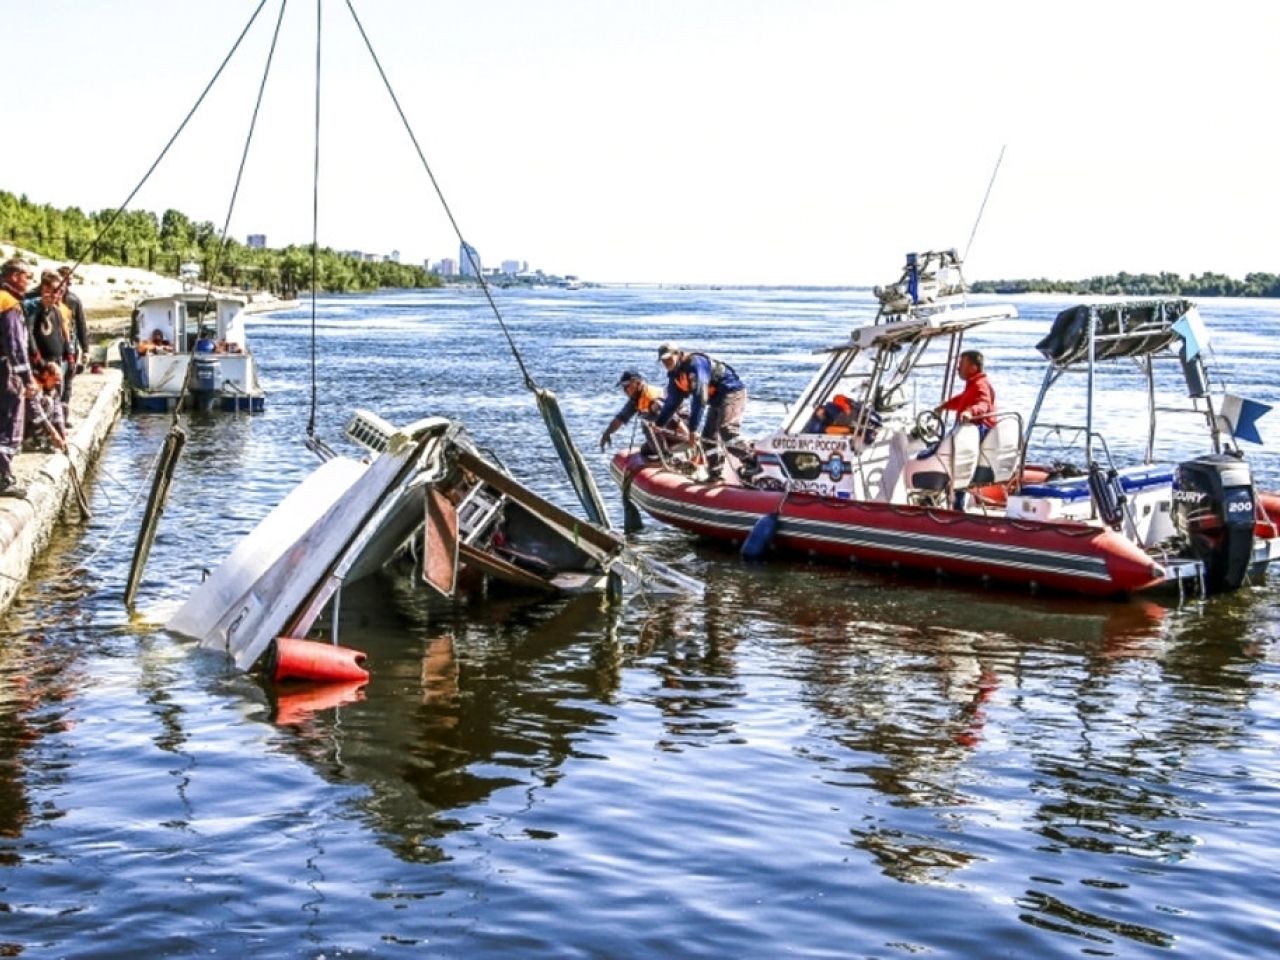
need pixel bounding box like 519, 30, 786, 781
1019, 464, 1173, 501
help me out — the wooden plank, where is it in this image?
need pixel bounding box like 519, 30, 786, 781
458, 541, 558, 593
423, 485, 459, 596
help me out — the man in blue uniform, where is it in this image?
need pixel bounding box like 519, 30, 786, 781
0, 258, 38, 498
654, 343, 747, 482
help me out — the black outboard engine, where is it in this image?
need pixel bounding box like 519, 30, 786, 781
1172, 454, 1256, 592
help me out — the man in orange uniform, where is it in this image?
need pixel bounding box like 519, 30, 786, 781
599, 369, 667, 453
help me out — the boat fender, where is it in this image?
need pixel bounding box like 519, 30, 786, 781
1087, 461, 1125, 530
741, 512, 779, 561
271, 636, 370, 683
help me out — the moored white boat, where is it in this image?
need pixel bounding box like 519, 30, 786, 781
612, 250, 1280, 597
119, 291, 266, 412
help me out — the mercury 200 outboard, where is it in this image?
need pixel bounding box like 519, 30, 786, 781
1172, 454, 1256, 592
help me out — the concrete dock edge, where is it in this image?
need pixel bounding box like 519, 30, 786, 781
0, 369, 124, 613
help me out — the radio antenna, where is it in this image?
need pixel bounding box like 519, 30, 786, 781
963, 144, 1006, 265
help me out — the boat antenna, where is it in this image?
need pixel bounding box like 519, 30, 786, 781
962, 144, 1006, 267
342, 0, 611, 529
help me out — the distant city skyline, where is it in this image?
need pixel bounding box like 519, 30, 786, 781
4, 2, 1277, 285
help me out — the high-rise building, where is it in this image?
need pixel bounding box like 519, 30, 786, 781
500, 260, 521, 276
435, 257, 456, 276
246, 234, 267, 249
459, 242, 481, 278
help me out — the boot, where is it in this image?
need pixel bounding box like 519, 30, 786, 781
0, 476, 27, 499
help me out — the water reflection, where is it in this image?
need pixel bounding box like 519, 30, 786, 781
265, 584, 624, 863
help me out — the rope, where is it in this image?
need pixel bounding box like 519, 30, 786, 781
308, 0, 322, 437
342, 0, 537, 391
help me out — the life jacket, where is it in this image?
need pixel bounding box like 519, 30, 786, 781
823, 395, 855, 433
673, 352, 738, 400
635, 382, 664, 415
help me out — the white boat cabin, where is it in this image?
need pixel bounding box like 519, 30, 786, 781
747, 300, 1020, 507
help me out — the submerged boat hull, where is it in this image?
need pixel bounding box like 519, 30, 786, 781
615, 453, 1172, 596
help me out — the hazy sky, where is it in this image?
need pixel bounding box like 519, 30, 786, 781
8, 0, 1279, 285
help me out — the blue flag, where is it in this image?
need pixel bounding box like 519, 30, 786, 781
1219, 393, 1271, 445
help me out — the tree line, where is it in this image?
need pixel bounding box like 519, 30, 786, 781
969, 270, 1280, 298
0, 189, 442, 295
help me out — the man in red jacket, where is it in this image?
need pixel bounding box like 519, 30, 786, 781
935, 349, 996, 435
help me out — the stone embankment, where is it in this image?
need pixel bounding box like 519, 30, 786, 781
0, 369, 124, 613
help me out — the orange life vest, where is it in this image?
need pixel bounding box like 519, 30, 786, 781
635, 382, 664, 415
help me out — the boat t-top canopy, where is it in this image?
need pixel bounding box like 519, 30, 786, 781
1036, 298, 1196, 366
844, 303, 1017, 352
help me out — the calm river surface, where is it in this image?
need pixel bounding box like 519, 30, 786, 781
3, 286, 1280, 958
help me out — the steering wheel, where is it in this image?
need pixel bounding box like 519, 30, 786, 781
913, 409, 944, 444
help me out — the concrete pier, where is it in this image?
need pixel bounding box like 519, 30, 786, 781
0, 369, 124, 613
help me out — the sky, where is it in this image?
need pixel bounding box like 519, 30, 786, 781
7, 0, 1280, 286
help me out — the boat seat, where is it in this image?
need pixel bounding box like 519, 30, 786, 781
904, 424, 981, 494
969, 415, 1022, 487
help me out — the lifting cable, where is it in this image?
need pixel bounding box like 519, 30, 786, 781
343, 0, 610, 528
71, 0, 271, 277
124, 1, 284, 608
307, 0, 323, 442
171, 0, 290, 423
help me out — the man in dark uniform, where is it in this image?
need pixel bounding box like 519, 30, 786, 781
24, 270, 73, 422
0, 258, 37, 498
58, 266, 89, 425
654, 343, 748, 482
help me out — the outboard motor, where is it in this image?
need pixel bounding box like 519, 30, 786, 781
1173, 454, 1256, 592
193, 357, 218, 394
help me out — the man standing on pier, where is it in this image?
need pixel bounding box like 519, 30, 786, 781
57, 266, 89, 426
0, 258, 37, 498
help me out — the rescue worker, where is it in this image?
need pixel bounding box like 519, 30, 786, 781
934, 349, 996, 436
802, 394, 881, 442
57, 266, 89, 426
0, 258, 38, 498
599, 368, 670, 456
654, 342, 747, 482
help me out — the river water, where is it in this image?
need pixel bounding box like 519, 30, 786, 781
2, 286, 1280, 958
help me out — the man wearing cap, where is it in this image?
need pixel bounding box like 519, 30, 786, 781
0, 258, 38, 497
599, 368, 667, 454
57, 266, 90, 424
654, 342, 747, 482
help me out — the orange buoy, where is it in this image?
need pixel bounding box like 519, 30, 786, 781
270, 636, 370, 683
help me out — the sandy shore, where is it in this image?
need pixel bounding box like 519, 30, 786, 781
0, 242, 292, 336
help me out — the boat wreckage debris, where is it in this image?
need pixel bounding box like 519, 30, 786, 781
168, 409, 701, 675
